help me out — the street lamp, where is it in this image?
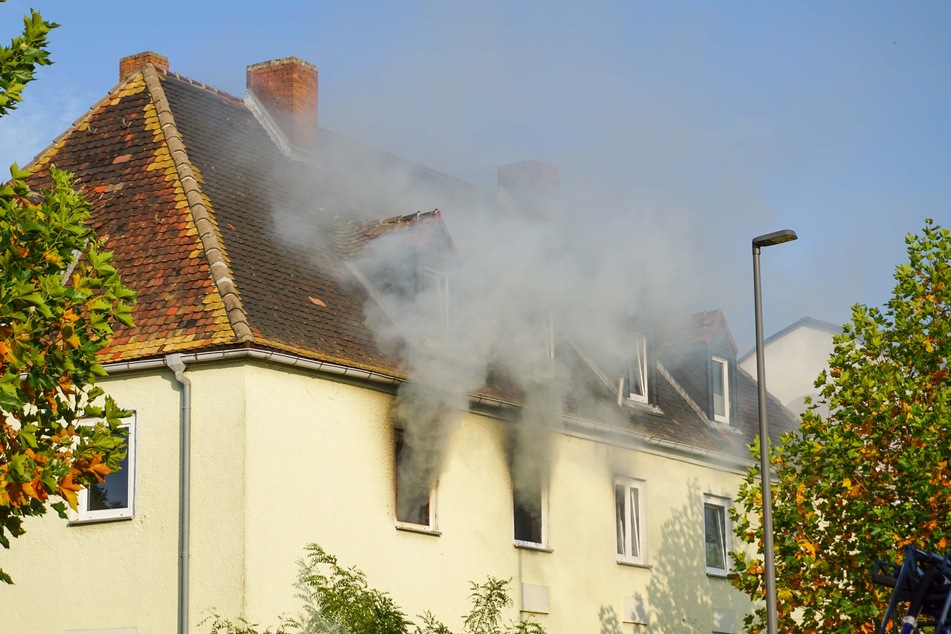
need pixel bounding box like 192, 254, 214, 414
752, 228, 797, 634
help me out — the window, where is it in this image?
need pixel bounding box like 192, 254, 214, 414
615, 478, 645, 564
703, 496, 729, 575
421, 267, 450, 341
76, 415, 135, 522
514, 478, 546, 546
531, 311, 556, 379
711, 356, 730, 423
394, 431, 435, 529
628, 334, 649, 403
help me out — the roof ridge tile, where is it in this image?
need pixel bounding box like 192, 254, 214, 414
141, 64, 253, 343
163, 69, 240, 101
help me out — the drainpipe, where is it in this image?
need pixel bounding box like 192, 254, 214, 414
166, 354, 191, 634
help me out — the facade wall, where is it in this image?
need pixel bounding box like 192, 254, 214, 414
4, 372, 183, 633
237, 364, 754, 633
739, 325, 835, 415
5, 361, 755, 634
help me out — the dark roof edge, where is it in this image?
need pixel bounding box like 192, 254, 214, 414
101, 347, 754, 470
142, 64, 253, 343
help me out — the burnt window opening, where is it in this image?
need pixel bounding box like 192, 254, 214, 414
395, 431, 432, 527
513, 480, 544, 545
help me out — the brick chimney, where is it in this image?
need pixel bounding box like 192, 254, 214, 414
497, 159, 561, 220
246, 57, 318, 152
119, 52, 169, 81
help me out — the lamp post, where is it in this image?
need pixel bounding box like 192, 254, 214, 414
752, 228, 798, 634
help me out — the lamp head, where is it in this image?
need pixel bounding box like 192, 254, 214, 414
753, 229, 798, 249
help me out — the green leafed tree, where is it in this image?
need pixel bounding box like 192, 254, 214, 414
730, 218, 951, 633
0, 1, 136, 583
204, 544, 545, 634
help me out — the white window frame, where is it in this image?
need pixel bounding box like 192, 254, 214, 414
421, 267, 450, 341
711, 356, 730, 424
703, 494, 730, 576
75, 414, 136, 523
513, 477, 549, 550
532, 311, 556, 379
615, 477, 646, 565
628, 334, 649, 403
394, 430, 439, 533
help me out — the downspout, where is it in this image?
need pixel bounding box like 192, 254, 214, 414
166, 354, 191, 634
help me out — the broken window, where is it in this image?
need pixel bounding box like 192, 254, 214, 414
628, 334, 649, 403
615, 478, 644, 563
514, 478, 545, 545
395, 431, 433, 527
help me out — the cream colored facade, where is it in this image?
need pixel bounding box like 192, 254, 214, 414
6, 357, 756, 634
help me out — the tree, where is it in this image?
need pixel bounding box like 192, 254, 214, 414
730, 219, 951, 633
0, 2, 136, 583
204, 544, 545, 634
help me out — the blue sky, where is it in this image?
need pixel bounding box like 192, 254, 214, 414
2, 1, 950, 353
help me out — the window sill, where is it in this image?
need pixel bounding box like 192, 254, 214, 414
513, 541, 553, 553
706, 569, 730, 578
69, 514, 134, 526
395, 522, 441, 537
708, 419, 742, 434
621, 398, 664, 415
616, 558, 651, 569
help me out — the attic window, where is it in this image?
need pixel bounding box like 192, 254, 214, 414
421, 267, 450, 341
711, 356, 730, 424
532, 311, 556, 379
627, 334, 649, 403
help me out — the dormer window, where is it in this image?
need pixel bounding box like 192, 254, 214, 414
711, 356, 730, 424
627, 334, 649, 403
420, 267, 450, 342
532, 311, 556, 379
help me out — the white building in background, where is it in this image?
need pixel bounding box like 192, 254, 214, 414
4, 53, 797, 633
738, 316, 841, 417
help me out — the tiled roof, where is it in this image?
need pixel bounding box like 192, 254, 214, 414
21, 57, 797, 459
24, 65, 470, 373
27, 73, 236, 361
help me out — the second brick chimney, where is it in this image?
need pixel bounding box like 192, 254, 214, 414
246, 57, 318, 153
119, 52, 169, 81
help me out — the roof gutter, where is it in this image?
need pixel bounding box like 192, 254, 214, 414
467, 393, 754, 469
105, 349, 751, 480
102, 348, 402, 387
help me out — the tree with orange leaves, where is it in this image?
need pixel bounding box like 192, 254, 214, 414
731, 219, 951, 632
0, 2, 135, 583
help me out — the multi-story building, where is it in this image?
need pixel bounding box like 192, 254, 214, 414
4, 53, 796, 634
